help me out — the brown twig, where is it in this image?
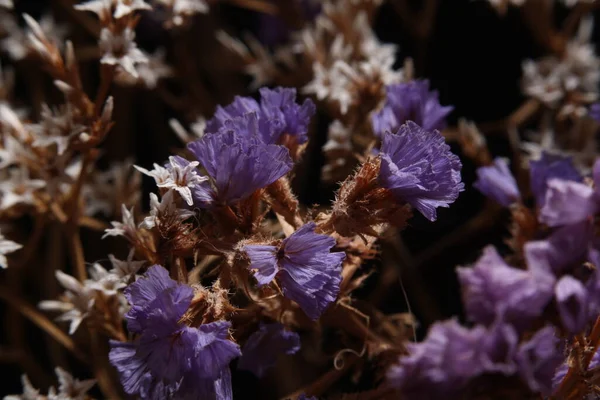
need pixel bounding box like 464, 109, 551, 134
0, 289, 87, 363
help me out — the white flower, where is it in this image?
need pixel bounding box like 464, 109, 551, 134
1, 14, 68, 61
28, 104, 87, 155
322, 120, 352, 153
99, 28, 148, 78
169, 116, 206, 143
0, 103, 28, 140
75, 0, 112, 19
135, 156, 207, 206
6, 369, 95, 400
51, 367, 96, 400
82, 158, 141, 217
0, 231, 22, 268
0, 168, 46, 211
85, 263, 126, 296
103, 204, 137, 239
108, 249, 145, 280
114, 0, 151, 18
114, 48, 173, 88
0, 134, 27, 169
4, 375, 41, 400
139, 189, 195, 230
39, 271, 95, 335
156, 0, 209, 26
75, 0, 151, 19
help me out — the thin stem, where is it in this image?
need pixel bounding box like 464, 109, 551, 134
0, 290, 87, 363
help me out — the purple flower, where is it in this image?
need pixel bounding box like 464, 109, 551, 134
109, 266, 241, 399
539, 179, 597, 226
555, 275, 589, 334
243, 222, 345, 320
589, 102, 600, 122
515, 326, 562, 396
238, 323, 300, 377
187, 114, 293, 208
258, 87, 315, 144
387, 320, 486, 399
481, 322, 519, 375
205, 87, 315, 145
474, 158, 521, 207
529, 152, 582, 206
523, 222, 592, 275
371, 80, 453, 137
378, 121, 464, 221
456, 246, 554, 329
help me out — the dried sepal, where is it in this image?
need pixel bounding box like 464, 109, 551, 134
318, 157, 412, 238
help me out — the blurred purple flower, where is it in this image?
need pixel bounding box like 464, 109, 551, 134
387, 320, 486, 399
238, 323, 300, 377
555, 275, 589, 334
456, 246, 554, 329
205, 87, 315, 145
589, 102, 600, 122
109, 266, 241, 399
474, 158, 520, 207
187, 114, 293, 207
523, 221, 592, 275
515, 326, 562, 396
371, 80, 453, 137
244, 222, 345, 320
539, 179, 597, 226
481, 322, 519, 375
529, 152, 582, 206
378, 121, 464, 221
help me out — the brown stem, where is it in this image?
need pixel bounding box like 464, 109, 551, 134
94, 65, 115, 116
0, 289, 87, 362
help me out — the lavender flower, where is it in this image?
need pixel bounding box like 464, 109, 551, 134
555, 275, 589, 334
244, 222, 345, 320
589, 102, 600, 121
205, 87, 315, 145
481, 322, 519, 375
474, 158, 521, 206
515, 326, 562, 396
457, 246, 554, 329
371, 80, 453, 137
523, 222, 592, 275
109, 265, 241, 399
238, 323, 300, 377
378, 121, 464, 221
187, 114, 293, 208
387, 320, 487, 399
539, 179, 597, 226
529, 152, 582, 206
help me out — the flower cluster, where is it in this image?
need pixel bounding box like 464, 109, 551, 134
389, 152, 600, 398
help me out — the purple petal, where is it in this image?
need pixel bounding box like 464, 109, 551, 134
529, 152, 582, 206
244, 245, 279, 286
378, 122, 464, 221
523, 221, 592, 275
474, 158, 520, 207
187, 122, 293, 206
371, 80, 453, 137
539, 179, 597, 226
555, 275, 589, 334
457, 246, 553, 329
238, 323, 301, 377
278, 222, 345, 320
515, 326, 562, 396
